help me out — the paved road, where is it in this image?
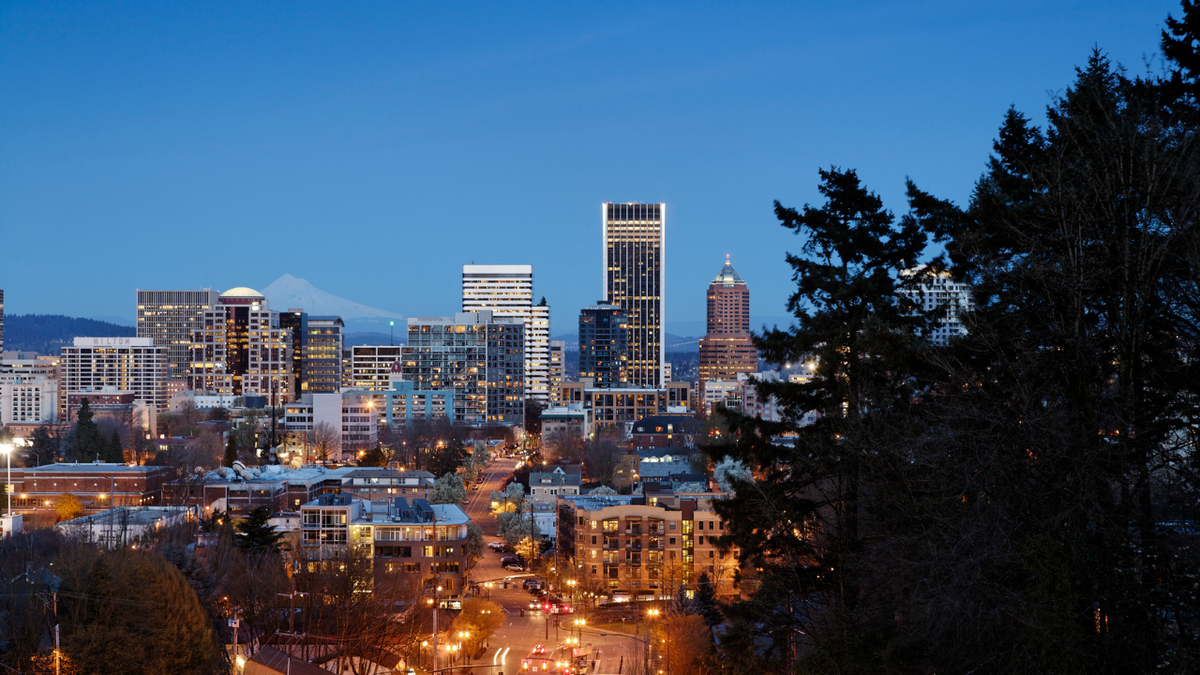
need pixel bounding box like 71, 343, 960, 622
446, 457, 652, 675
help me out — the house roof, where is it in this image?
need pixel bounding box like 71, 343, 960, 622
247, 647, 336, 675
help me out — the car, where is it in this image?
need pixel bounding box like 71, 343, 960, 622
488, 541, 505, 551
476, 476, 485, 483
533, 644, 546, 655
504, 562, 526, 572
471, 484, 481, 491
523, 579, 544, 591
462, 497, 470, 505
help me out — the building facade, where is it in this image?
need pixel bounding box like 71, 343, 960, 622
697, 257, 758, 397
557, 382, 691, 431
548, 340, 566, 405
0, 356, 59, 424
188, 288, 293, 399
603, 202, 665, 388
898, 265, 974, 345
280, 311, 345, 398
401, 311, 524, 424
461, 265, 551, 404
60, 337, 168, 413
578, 302, 628, 388
284, 390, 378, 460
300, 494, 472, 596
559, 489, 739, 597
6, 462, 175, 514
136, 289, 219, 378
348, 346, 403, 391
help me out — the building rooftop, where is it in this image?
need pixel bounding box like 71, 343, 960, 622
559, 494, 635, 511
18, 462, 171, 474
58, 506, 192, 528
711, 256, 746, 287
219, 287, 265, 300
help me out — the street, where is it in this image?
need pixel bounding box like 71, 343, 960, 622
450, 456, 649, 675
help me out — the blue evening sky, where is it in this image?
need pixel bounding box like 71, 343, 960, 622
0, 1, 1179, 335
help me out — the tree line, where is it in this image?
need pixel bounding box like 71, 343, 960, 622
705, 5, 1200, 673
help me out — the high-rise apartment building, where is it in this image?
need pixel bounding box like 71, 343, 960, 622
603, 203, 665, 388
280, 310, 345, 397
898, 266, 974, 346
60, 337, 168, 414
348, 346, 403, 391
136, 290, 220, 378
0, 355, 59, 424
401, 311, 524, 424
0, 289, 5, 351
188, 288, 293, 399
548, 340, 565, 405
698, 257, 758, 392
578, 302, 629, 388
461, 264, 551, 404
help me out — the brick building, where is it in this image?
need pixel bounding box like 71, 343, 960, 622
7, 462, 175, 514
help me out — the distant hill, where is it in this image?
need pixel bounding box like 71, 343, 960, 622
345, 332, 406, 347
5, 314, 137, 355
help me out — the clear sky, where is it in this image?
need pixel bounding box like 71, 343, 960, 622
0, 1, 1180, 335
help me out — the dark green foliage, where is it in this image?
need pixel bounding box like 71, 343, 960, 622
235, 506, 284, 554
224, 432, 237, 468
359, 445, 387, 467
56, 546, 219, 675
107, 428, 124, 463
26, 426, 56, 466
711, 20, 1200, 674
70, 399, 106, 463
524, 397, 546, 436
693, 572, 722, 628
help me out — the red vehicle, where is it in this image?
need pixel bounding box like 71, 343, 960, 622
533, 644, 546, 655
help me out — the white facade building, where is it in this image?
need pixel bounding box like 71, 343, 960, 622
462, 264, 551, 404
0, 356, 59, 424
898, 266, 974, 346
283, 391, 378, 462
60, 337, 168, 413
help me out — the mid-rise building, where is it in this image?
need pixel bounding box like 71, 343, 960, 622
548, 340, 566, 405
136, 289, 219, 378
301, 494, 472, 596
348, 346, 403, 391
401, 311, 524, 425
280, 311, 345, 398
698, 257, 758, 397
188, 288, 293, 400
0, 355, 59, 424
898, 265, 974, 345
0, 288, 4, 350
461, 265, 551, 404
60, 337, 168, 413
603, 202, 666, 388
541, 403, 591, 440
578, 302, 628, 388
559, 487, 739, 597
283, 390, 378, 461
557, 382, 691, 432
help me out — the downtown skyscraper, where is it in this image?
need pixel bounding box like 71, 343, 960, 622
602, 202, 665, 388
462, 264, 550, 404
698, 256, 758, 395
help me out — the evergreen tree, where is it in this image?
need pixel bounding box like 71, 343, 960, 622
234, 506, 284, 554
70, 399, 105, 463
223, 433, 237, 468
107, 429, 124, 464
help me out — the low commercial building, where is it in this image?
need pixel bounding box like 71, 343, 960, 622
56, 505, 194, 548
7, 462, 175, 514
300, 494, 472, 596
541, 403, 591, 440
558, 487, 739, 599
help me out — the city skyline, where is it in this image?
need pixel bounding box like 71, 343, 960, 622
0, 2, 1176, 330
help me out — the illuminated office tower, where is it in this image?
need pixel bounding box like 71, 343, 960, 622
279, 310, 345, 398
188, 288, 293, 399
578, 302, 628, 388
698, 256, 758, 395
602, 202, 665, 387
462, 264, 550, 404
136, 289, 219, 378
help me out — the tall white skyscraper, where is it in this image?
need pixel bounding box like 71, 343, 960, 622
462, 264, 551, 404
602, 202, 666, 388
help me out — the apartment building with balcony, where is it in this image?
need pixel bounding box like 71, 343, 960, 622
300, 494, 472, 596
558, 486, 739, 599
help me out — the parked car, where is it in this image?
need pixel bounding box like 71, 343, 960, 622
504, 561, 526, 572
488, 541, 505, 552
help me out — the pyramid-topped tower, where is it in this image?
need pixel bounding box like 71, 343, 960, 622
699, 255, 758, 398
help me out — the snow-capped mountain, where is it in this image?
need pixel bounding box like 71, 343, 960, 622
262, 274, 404, 321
